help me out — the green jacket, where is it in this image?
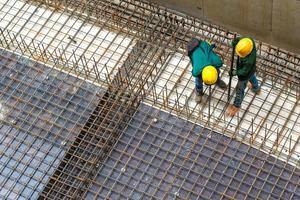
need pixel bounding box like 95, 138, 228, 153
232, 37, 257, 81
188, 41, 223, 77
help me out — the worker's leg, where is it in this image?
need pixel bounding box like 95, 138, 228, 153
248, 74, 260, 93
216, 69, 227, 89
195, 74, 204, 96
233, 79, 248, 108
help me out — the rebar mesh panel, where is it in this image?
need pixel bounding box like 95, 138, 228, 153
0, 0, 135, 83
0, 125, 63, 199
0, 0, 299, 199
87, 103, 300, 200
0, 49, 103, 199
3, 0, 299, 166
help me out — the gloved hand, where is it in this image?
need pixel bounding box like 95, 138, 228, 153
229, 69, 237, 76
231, 37, 241, 47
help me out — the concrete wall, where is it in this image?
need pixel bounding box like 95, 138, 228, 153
148, 0, 300, 54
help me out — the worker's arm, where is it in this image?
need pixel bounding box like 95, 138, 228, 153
236, 51, 256, 76
189, 52, 199, 77
190, 52, 203, 77
210, 51, 223, 68
192, 65, 201, 77
191, 43, 207, 77
236, 62, 253, 76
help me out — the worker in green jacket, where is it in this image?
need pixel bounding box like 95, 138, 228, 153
187, 38, 227, 102
227, 37, 261, 116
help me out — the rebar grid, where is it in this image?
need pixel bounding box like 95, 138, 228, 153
88, 103, 300, 199
0, 0, 299, 199
13, 0, 300, 163
0, 48, 103, 199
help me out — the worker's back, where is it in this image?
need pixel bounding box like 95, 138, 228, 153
189, 41, 223, 77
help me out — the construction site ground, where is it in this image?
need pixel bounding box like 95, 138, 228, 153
0, 0, 299, 199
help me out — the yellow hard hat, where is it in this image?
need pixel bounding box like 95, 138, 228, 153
235, 38, 254, 58
202, 66, 218, 85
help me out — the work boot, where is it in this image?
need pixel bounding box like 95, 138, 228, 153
195, 89, 204, 102
227, 104, 240, 117
247, 82, 261, 95
195, 89, 204, 96
217, 79, 227, 89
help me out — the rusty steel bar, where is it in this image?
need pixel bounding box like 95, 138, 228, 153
0, 0, 299, 200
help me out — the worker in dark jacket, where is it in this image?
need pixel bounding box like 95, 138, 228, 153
187, 38, 227, 101
227, 37, 260, 116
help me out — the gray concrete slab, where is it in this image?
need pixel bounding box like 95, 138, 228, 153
203, 0, 272, 37
272, 0, 300, 53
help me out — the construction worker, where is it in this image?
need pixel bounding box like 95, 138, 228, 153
227, 37, 261, 116
187, 38, 227, 101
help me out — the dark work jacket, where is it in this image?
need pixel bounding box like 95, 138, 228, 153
232, 37, 257, 81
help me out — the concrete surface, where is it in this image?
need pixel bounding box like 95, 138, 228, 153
148, 0, 300, 54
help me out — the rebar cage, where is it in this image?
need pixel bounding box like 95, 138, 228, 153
0, 0, 299, 199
